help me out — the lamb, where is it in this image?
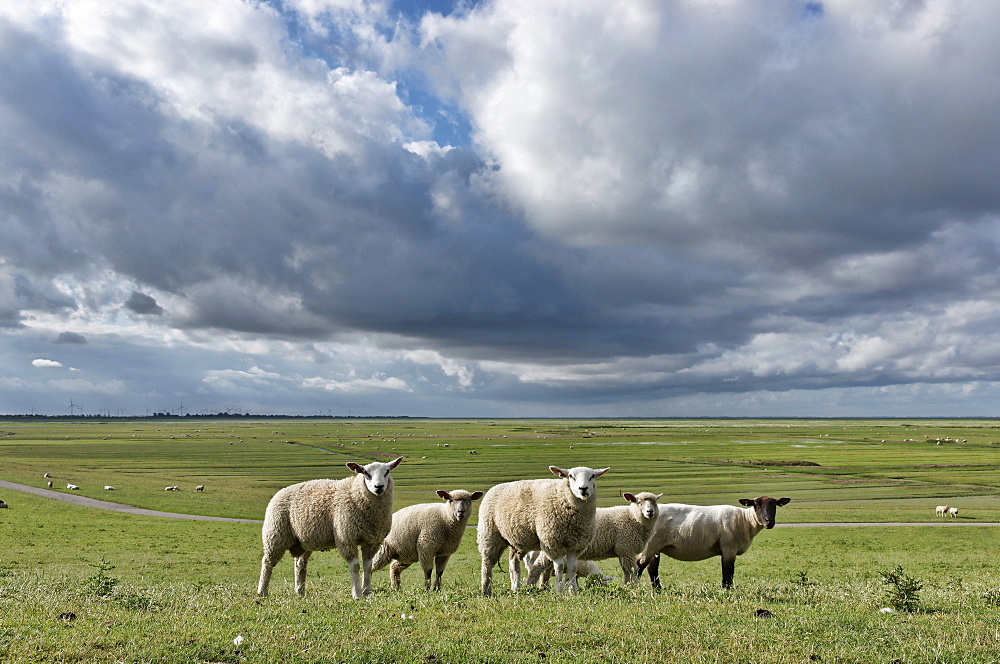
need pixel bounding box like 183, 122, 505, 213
936, 505, 950, 517
258, 457, 402, 599
372, 488, 484, 590
521, 551, 613, 584
949, 506, 959, 518
526, 491, 662, 586
636, 496, 791, 589
477, 465, 610, 596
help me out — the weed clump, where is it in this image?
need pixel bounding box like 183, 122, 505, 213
879, 565, 923, 613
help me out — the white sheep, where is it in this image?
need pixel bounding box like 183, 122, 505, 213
372, 488, 484, 590
521, 551, 614, 584
477, 465, 610, 596
103, 486, 115, 491
195, 485, 205, 492
66, 484, 80, 490
936, 505, 950, 517
258, 457, 402, 599
47, 481, 53, 488
526, 491, 662, 586
636, 496, 791, 589
949, 506, 959, 518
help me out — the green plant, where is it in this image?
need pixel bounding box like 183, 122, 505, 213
879, 565, 923, 613
81, 557, 119, 598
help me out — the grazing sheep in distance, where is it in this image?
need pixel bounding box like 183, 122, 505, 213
949, 506, 959, 518
43, 473, 52, 478
258, 457, 402, 599
526, 491, 662, 586
103, 486, 115, 491
195, 485, 205, 492
47, 481, 53, 488
164, 485, 179, 491
0, 500, 7, 508
637, 496, 791, 589
372, 488, 484, 590
477, 465, 610, 596
67, 484, 80, 490
936, 505, 950, 517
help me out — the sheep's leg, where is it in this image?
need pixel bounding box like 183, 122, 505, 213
433, 555, 449, 591
646, 554, 662, 590
721, 556, 736, 589
418, 551, 435, 591
389, 560, 408, 590
257, 548, 284, 597
619, 554, 637, 584
360, 544, 378, 597
480, 545, 502, 597
293, 551, 312, 597
525, 557, 547, 587
564, 552, 579, 594
508, 550, 523, 592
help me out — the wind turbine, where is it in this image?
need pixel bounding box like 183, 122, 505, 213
66, 399, 81, 416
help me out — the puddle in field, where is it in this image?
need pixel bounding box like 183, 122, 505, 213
578, 441, 696, 446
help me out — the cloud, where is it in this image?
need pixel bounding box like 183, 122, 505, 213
55, 331, 87, 344
32, 359, 63, 368
124, 292, 163, 316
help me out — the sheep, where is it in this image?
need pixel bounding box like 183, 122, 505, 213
372, 488, 484, 590
258, 457, 402, 600
103, 486, 115, 491
521, 551, 614, 584
43, 472, 52, 478
949, 506, 959, 518
477, 465, 610, 596
0, 500, 7, 508
195, 485, 205, 492
66, 484, 80, 490
526, 491, 662, 586
164, 485, 179, 491
47, 481, 53, 488
636, 496, 791, 589
936, 505, 950, 517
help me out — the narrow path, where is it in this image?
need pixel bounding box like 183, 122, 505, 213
4, 478, 1000, 527
0, 479, 263, 523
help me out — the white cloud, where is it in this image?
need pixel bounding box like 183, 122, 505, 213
32, 359, 63, 368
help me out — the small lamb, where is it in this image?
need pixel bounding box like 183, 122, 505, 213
526, 491, 661, 586
372, 489, 484, 590
637, 496, 791, 589
948, 506, 959, 518
258, 457, 402, 599
477, 465, 610, 596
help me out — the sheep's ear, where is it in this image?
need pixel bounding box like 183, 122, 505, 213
594, 467, 610, 477
739, 498, 754, 507
550, 466, 568, 478
436, 490, 451, 501
471, 491, 484, 501
389, 456, 403, 470
655, 493, 664, 500
777, 497, 792, 506
347, 462, 366, 475
623, 492, 637, 503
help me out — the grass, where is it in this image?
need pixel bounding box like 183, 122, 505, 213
3, 418, 1000, 662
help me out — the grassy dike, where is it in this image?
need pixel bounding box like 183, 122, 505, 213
2, 418, 1000, 662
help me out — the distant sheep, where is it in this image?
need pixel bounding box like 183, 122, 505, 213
258, 457, 402, 599
47, 481, 53, 488
195, 485, 205, 492
372, 488, 484, 590
43, 473, 52, 478
637, 496, 791, 589
0, 500, 7, 508
103, 486, 115, 491
66, 484, 80, 490
949, 506, 959, 518
526, 491, 661, 586
164, 485, 179, 491
936, 505, 950, 517
477, 465, 610, 596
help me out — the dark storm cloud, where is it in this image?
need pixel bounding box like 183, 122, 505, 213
124, 292, 164, 316
54, 332, 87, 345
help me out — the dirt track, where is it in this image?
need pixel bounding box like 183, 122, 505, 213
3, 478, 1000, 527
0, 479, 263, 523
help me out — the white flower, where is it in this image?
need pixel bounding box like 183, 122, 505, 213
233, 635, 245, 646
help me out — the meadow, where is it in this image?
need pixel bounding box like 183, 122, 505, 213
2, 418, 1000, 663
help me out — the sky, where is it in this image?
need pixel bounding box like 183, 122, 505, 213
2, 0, 1000, 418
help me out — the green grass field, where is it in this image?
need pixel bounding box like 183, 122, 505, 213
2, 418, 1000, 662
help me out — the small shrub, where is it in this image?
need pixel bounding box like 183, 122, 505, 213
81, 558, 119, 598
879, 565, 922, 613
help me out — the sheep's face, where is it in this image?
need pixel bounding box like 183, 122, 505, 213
624, 492, 662, 520
348, 457, 403, 496
739, 496, 792, 529
437, 489, 484, 522
551, 466, 610, 501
